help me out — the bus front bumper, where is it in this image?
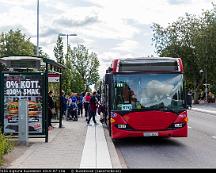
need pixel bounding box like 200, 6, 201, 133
111, 124, 188, 139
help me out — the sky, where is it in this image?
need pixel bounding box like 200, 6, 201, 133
0, 0, 215, 78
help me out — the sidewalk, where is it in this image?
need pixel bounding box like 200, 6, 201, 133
4, 115, 122, 169
191, 102, 216, 115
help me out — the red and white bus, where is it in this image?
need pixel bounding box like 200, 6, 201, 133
102, 57, 188, 139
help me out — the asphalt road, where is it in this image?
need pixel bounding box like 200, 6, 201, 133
114, 110, 216, 168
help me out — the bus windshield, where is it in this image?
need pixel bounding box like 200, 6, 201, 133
113, 73, 185, 113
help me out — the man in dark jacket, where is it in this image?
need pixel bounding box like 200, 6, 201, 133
48, 91, 55, 129
60, 90, 67, 117
187, 91, 192, 109
87, 91, 98, 125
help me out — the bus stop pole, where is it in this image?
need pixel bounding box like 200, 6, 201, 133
45, 62, 49, 142
59, 69, 63, 128
0, 72, 3, 133
18, 99, 29, 146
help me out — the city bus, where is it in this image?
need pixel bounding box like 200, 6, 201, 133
102, 57, 188, 139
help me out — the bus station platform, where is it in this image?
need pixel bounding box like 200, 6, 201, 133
3, 115, 123, 169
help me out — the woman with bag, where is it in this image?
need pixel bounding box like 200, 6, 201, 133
83, 92, 91, 121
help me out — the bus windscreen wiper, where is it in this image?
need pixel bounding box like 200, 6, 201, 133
148, 103, 178, 114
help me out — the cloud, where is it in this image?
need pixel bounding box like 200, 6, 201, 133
39, 28, 60, 37
113, 40, 139, 52
97, 51, 135, 78
167, 0, 192, 5
53, 15, 99, 28
0, 0, 35, 6
0, 25, 29, 34
124, 19, 157, 56
89, 38, 121, 53
63, 0, 102, 8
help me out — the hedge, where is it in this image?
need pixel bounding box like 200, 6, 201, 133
0, 131, 14, 166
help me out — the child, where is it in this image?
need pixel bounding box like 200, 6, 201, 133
98, 101, 105, 124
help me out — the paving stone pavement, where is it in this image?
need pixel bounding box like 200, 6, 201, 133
8, 117, 87, 168
7, 115, 122, 169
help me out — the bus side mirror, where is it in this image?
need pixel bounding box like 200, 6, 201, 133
105, 74, 112, 84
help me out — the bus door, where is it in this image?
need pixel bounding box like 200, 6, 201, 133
105, 73, 112, 136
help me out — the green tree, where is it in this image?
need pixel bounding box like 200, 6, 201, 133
0, 29, 35, 57
53, 36, 64, 64
70, 44, 100, 91
62, 46, 73, 95
0, 61, 6, 71
53, 36, 73, 95
70, 71, 85, 93
37, 47, 49, 58
0, 29, 49, 58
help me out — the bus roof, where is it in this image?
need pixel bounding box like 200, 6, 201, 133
109, 57, 183, 73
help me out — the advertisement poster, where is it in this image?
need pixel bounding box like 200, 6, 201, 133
3, 73, 44, 134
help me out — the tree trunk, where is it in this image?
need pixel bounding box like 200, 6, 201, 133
85, 84, 89, 92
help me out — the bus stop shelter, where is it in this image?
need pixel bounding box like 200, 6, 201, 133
0, 56, 65, 142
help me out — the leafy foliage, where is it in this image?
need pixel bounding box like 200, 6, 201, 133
0, 132, 14, 166
70, 44, 100, 92
63, 49, 73, 94
53, 39, 100, 94
53, 36, 64, 65
0, 29, 35, 57
0, 29, 48, 58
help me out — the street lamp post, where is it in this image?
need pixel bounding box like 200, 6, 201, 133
58, 33, 77, 128
200, 69, 209, 102
36, 0, 39, 56
204, 34, 209, 102
205, 69, 208, 102
59, 33, 77, 56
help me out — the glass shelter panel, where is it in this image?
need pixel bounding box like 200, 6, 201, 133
3, 73, 45, 135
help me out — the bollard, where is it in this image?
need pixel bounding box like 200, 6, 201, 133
18, 99, 29, 146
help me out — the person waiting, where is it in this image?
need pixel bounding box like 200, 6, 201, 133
83, 92, 91, 121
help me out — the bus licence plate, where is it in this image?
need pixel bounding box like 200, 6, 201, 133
144, 132, 158, 137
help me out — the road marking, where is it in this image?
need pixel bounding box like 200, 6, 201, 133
188, 126, 192, 129
212, 136, 216, 139
192, 108, 216, 115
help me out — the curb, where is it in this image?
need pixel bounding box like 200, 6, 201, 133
191, 108, 216, 116
103, 126, 127, 168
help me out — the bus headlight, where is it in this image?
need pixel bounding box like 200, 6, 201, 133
174, 123, 183, 128
117, 124, 127, 129
168, 123, 185, 129
114, 124, 133, 130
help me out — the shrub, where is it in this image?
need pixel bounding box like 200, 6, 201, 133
0, 132, 14, 166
